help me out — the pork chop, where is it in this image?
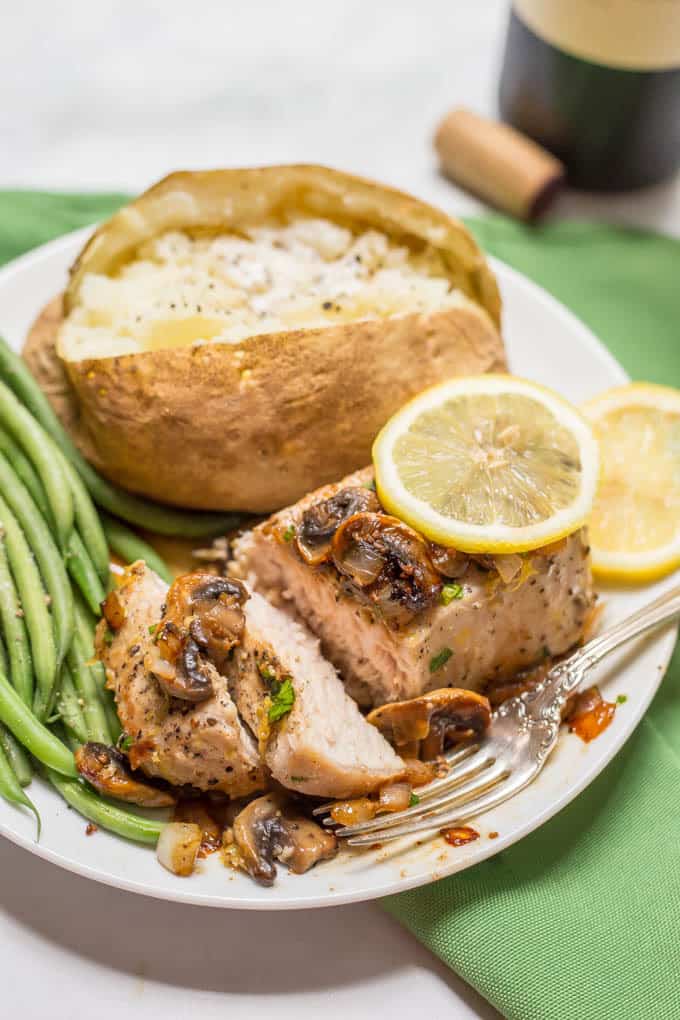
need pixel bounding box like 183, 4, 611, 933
231, 468, 595, 708
233, 590, 404, 799
98, 561, 404, 800
97, 561, 265, 797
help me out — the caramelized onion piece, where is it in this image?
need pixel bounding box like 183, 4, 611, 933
233, 793, 337, 886
101, 588, 126, 630
378, 781, 412, 813
329, 796, 378, 827
296, 487, 381, 565
330, 781, 415, 827
173, 798, 223, 856
401, 757, 438, 787
367, 688, 491, 760
157, 822, 202, 876
490, 553, 524, 585
470, 552, 525, 585
429, 544, 470, 579
75, 743, 176, 807
332, 512, 442, 625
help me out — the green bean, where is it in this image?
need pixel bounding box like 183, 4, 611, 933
58, 725, 80, 754
101, 512, 173, 584
0, 530, 33, 704
0, 451, 73, 666
0, 494, 58, 717
0, 336, 242, 538
0, 667, 76, 775
66, 531, 106, 615
0, 428, 54, 526
0, 379, 73, 547
0, 724, 32, 786
67, 631, 111, 745
53, 663, 88, 745
102, 691, 121, 742
73, 597, 121, 741
0, 739, 40, 835
60, 454, 109, 583
0, 637, 31, 784
46, 768, 164, 844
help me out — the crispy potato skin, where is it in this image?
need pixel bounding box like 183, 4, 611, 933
25, 301, 506, 512
24, 166, 506, 512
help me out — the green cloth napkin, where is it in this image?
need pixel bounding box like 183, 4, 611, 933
389, 216, 680, 1020
1, 194, 679, 1019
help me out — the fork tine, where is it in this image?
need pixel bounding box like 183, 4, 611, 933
335, 759, 507, 839
346, 768, 533, 846
410, 742, 485, 799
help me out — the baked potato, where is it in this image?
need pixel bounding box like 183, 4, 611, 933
24, 165, 505, 512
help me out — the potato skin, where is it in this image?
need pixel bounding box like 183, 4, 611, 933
27, 300, 506, 512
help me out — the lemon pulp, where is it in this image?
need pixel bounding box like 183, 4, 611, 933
584, 384, 680, 581
373, 375, 598, 553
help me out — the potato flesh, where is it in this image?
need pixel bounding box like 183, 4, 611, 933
59, 217, 464, 361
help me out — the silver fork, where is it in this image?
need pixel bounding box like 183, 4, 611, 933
318, 584, 680, 847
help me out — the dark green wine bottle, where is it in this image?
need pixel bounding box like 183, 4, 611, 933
499, 1, 680, 190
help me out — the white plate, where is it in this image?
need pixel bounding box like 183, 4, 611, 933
0, 229, 675, 910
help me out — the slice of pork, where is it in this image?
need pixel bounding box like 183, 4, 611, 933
99, 561, 403, 801
231, 468, 595, 708
97, 561, 265, 797
231, 590, 404, 799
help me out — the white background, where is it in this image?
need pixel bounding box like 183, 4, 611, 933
2, 3, 679, 1019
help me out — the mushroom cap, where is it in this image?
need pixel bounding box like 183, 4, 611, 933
296, 487, 381, 565
74, 742, 176, 807
331, 512, 442, 625
152, 572, 250, 702
232, 793, 337, 886
367, 688, 491, 759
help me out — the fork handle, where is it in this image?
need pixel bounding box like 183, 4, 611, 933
551, 583, 680, 701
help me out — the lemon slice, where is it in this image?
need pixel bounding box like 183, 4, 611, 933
583, 383, 680, 582
372, 374, 599, 553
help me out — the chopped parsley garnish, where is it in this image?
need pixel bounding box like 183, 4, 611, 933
148, 624, 157, 636
364, 478, 377, 491
258, 662, 276, 682
289, 775, 308, 783
282, 525, 296, 543
429, 647, 453, 673
543, 645, 551, 659
440, 583, 464, 605
616, 694, 628, 705
268, 677, 296, 723
103, 627, 114, 647
119, 735, 134, 752
409, 792, 420, 807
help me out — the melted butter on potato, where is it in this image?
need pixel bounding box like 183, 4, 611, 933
143, 315, 226, 351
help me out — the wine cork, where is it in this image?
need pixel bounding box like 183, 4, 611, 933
434, 108, 565, 221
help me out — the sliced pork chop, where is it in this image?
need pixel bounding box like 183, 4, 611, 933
232, 590, 404, 799
98, 561, 403, 801
231, 468, 595, 708
97, 561, 265, 797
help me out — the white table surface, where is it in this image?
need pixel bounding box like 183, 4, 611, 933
1, 3, 679, 1018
